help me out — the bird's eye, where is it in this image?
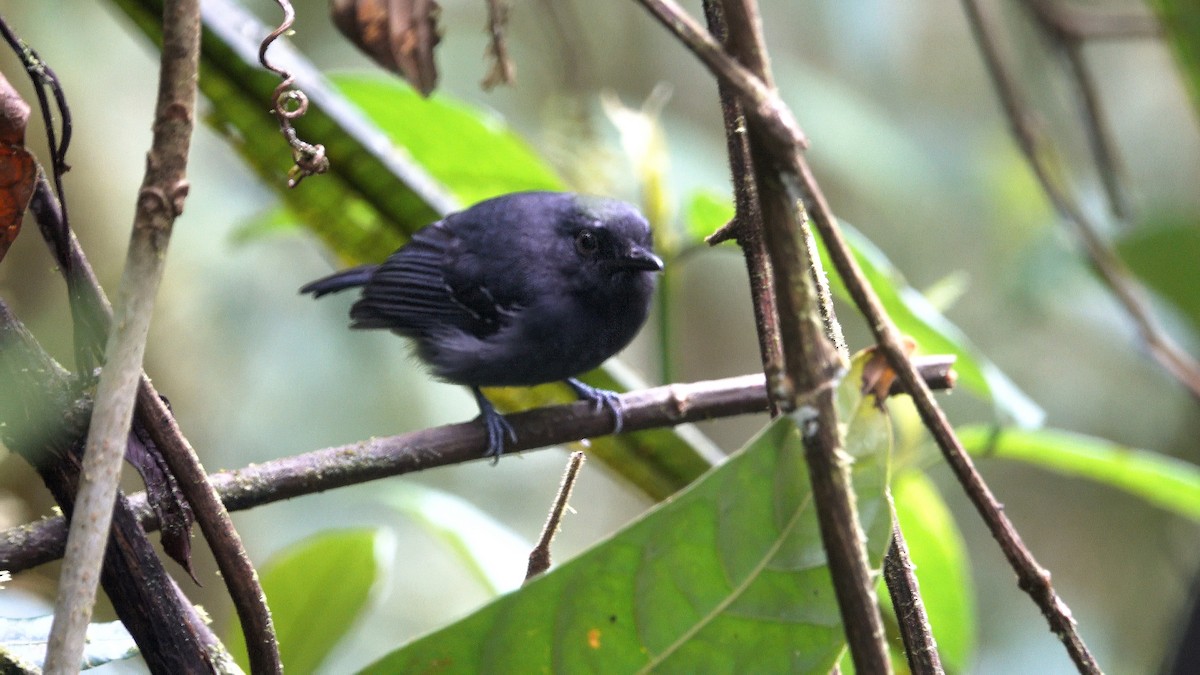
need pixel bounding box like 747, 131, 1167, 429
575, 230, 599, 256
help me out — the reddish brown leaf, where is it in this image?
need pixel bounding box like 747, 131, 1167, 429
0, 71, 35, 264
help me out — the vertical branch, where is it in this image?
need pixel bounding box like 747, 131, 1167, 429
687, 0, 891, 669
42, 0, 222, 672
632, 0, 1100, 670
700, 2, 782, 416
884, 522, 944, 675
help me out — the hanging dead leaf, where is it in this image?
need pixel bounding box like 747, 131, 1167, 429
331, 0, 441, 96
860, 337, 917, 406
481, 0, 515, 90
0, 71, 36, 264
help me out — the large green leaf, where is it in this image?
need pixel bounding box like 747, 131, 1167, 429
331, 75, 565, 209
958, 425, 1200, 522
227, 529, 384, 673
362, 357, 892, 673
890, 470, 976, 673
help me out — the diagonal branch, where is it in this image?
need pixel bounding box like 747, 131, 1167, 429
628, 0, 1103, 670
963, 0, 1200, 403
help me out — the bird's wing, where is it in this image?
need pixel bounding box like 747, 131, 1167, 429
349, 224, 511, 337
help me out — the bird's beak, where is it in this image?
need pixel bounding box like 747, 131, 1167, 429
608, 245, 664, 272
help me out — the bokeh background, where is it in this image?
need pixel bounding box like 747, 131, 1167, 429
1, 0, 1198, 672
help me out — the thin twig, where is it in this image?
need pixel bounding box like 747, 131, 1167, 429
135, 383, 283, 673
260, 0, 329, 187
44, 0, 208, 669
633, 0, 807, 155
884, 520, 944, 675
1024, 0, 1133, 222
1023, 0, 1161, 41
525, 451, 586, 582
1, 362, 959, 573
961, 0, 1200, 403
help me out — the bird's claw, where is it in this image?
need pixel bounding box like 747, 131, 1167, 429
473, 387, 516, 464
566, 378, 625, 434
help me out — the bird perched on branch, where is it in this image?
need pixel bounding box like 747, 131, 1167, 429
301, 191, 663, 460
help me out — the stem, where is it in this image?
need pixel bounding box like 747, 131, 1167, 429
884, 521, 944, 674
44, 0, 203, 669
525, 452, 586, 582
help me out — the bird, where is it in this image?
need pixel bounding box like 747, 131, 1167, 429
300, 191, 663, 460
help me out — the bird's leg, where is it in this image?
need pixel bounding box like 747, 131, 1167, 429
471, 387, 516, 463
565, 378, 625, 434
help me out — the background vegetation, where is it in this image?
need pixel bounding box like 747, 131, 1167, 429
0, 0, 1198, 672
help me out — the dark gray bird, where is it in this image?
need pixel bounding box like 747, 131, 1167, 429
301, 191, 663, 459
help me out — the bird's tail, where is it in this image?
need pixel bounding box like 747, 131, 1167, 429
299, 264, 378, 298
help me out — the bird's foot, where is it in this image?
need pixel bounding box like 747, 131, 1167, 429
566, 378, 625, 434
472, 387, 516, 464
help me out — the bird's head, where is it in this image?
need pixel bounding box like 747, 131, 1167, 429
562, 196, 663, 293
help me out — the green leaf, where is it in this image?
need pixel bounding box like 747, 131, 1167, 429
362, 356, 892, 673
228, 529, 385, 673
684, 189, 736, 244
332, 74, 565, 208
958, 425, 1200, 522
890, 471, 976, 672
1117, 216, 1200, 337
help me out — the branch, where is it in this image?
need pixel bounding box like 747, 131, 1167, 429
628, 0, 1102, 670
633, 0, 808, 156
32, 174, 282, 673
699, 0, 889, 669
1, 361, 958, 573
1023, 0, 1138, 222
962, 0, 1200, 403
44, 0, 207, 669
525, 451, 585, 582
884, 521, 944, 674
23, 39, 282, 675
0, 301, 218, 671
1024, 0, 1161, 41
